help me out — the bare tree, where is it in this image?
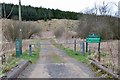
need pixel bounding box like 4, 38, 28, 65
98, 1, 111, 15
83, 1, 118, 16
83, 8, 96, 15
83, 3, 98, 15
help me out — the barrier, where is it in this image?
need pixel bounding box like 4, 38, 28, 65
1, 60, 29, 78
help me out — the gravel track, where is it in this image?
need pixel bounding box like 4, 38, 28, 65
18, 40, 95, 78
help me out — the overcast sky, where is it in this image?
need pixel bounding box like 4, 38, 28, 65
0, 0, 119, 12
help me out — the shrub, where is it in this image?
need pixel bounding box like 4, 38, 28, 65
3, 21, 41, 42
54, 27, 65, 38
76, 15, 119, 40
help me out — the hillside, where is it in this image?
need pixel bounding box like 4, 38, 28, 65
2, 19, 79, 39
2, 14, 119, 40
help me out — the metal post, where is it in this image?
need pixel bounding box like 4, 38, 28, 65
16, 39, 20, 58
80, 41, 85, 56
29, 44, 32, 56
98, 42, 101, 62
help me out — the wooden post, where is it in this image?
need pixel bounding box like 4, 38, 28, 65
74, 39, 76, 51
0, 3, 2, 18
118, 40, 120, 76
19, 0, 22, 54
1, 54, 6, 64
118, 2, 120, 76
19, 0, 22, 21
98, 42, 101, 62
19, 29, 22, 54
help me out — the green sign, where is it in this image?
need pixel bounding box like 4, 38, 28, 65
86, 34, 100, 43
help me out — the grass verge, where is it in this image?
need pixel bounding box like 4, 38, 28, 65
0, 47, 39, 77
20, 48, 39, 64
51, 40, 115, 78
51, 40, 89, 64
62, 48, 88, 64
0, 57, 22, 77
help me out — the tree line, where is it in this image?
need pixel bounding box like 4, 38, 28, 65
1, 3, 81, 21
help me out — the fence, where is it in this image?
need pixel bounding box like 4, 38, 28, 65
0, 40, 32, 65
54, 39, 119, 73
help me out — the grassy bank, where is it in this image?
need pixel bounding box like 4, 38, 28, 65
51, 40, 89, 64
0, 46, 40, 77
62, 48, 88, 64
0, 57, 23, 77
20, 48, 39, 64
51, 40, 116, 78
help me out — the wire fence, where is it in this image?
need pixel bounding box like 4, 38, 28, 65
0, 39, 119, 74
51, 39, 119, 73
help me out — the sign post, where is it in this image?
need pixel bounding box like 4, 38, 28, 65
16, 39, 21, 58
98, 42, 101, 61
86, 34, 101, 61
86, 42, 88, 52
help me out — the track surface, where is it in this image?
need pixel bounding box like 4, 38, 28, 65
18, 40, 95, 78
